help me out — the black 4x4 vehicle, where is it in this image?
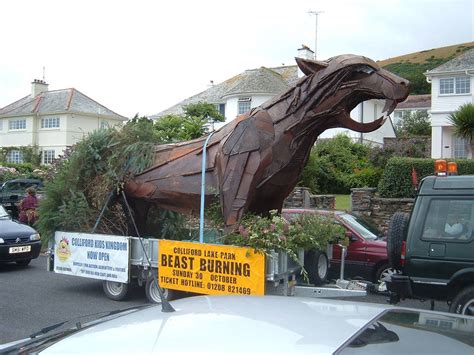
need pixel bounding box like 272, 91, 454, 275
386, 167, 474, 316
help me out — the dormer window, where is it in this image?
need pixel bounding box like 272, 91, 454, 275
238, 97, 252, 115
439, 77, 470, 95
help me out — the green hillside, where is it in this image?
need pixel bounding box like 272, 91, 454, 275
376, 42, 474, 95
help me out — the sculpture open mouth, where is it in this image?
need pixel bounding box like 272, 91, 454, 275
340, 93, 400, 133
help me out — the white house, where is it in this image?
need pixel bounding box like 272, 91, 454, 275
391, 94, 431, 127
151, 46, 396, 146
0, 80, 127, 164
425, 49, 474, 159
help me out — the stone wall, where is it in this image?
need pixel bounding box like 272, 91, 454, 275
351, 188, 414, 235
284, 187, 414, 236
284, 187, 335, 209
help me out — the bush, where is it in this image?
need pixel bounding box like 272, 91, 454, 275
301, 135, 374, 194
378, 157, 474, 198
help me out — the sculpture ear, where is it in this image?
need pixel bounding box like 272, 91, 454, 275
295, 57, 328, 76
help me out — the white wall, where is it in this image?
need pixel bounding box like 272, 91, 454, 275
431, 77, 473, 112
319, 100, 395, 145
429, 76, 473, 158
0, 113, 124, 162
213, 94, 274, 130
0, 116, 35, 147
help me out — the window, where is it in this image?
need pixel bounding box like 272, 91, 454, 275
422, 199, 473, 241
9, 119, 26, 130
42, 150, 55, 165
238, 97, 252, 115
6, 150, 23, 164
439, 76, 470, 95
456, 77, 470, 94
215, 103, 226, 116
393, 111, 404, 126
0, 119, 3, 131
41, 117, 60, 129
453, 136, 468, 158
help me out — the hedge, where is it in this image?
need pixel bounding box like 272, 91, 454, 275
378, 157, 474, 198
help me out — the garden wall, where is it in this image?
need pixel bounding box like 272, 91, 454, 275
284, 187, 335, 210
284, 187, 414, 236
351, 188, 414, 235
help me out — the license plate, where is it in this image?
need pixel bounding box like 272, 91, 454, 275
9, 246, 31, 254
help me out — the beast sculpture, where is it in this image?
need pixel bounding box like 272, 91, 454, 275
124, 54, 409, 230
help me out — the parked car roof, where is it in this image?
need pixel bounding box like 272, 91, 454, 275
3, 295, 474, 354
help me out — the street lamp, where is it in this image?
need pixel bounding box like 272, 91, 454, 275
308, 10, 323, 60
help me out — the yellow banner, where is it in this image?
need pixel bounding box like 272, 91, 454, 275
158, 240, 265, 296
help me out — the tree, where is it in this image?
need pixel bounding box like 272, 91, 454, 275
395, 110, 431, 137
300, 134, 380, 194
154, 102, 225, 143
449, 103, 474, 158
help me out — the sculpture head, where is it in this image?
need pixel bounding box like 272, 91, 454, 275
294, 54, 410, 132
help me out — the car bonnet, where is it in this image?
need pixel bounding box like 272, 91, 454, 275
40, 296, 388, 354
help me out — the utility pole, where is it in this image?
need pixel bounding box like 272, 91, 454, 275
308, 10, 323, 59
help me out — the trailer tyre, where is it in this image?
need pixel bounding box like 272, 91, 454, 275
102, 280, 130, 301
145, 277, 175, 304
387, 212, 409, 269
304, 250, 329, 286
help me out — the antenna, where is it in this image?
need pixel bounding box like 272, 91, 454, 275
308, 10, 324, 60
43, 66, 46, 81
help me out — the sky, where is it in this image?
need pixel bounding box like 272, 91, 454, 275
0, 0, 472, 118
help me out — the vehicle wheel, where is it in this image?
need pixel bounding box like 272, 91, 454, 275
145, 277, 175, 304
304, 250, 329, 286
375, 265, 400, 283
102, 280, 130, 301
387, 212, 409, 269
16, 259, 31, 267
449, 286, 474, 316
375, 265, 400, 292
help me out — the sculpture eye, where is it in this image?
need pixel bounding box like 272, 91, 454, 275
357, 65, 375, 74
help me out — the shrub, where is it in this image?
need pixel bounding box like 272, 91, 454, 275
223, 210, 345, 260
378, 157, 474, 198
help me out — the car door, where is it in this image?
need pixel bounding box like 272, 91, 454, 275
331, 225, 369, 279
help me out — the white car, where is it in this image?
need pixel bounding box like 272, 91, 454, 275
1, 295, 473, 354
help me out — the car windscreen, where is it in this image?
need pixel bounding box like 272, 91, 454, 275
336, 308, 474, 354
339, 213, 380, 240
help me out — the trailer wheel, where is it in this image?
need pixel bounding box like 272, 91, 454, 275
102, 280, 130, 301
304, 250, 329, 286
387, 212, 409, 269
145, 277, 175, 304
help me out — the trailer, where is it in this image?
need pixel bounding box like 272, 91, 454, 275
49, 231, 371, 303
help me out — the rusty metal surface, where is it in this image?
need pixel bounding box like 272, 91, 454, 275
124, 54, 409, 230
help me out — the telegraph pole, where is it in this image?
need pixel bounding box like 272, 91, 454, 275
308, 10, 323, 59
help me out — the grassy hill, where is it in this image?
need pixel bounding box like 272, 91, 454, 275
376, 42, 474, 94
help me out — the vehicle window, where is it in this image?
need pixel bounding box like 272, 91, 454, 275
337, 309, 474, 353
339, 213, 379, 240
3, 182, 21, 192
422, 199, 474, 241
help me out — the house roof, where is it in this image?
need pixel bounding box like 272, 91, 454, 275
0, 88, 127, 120
426, 48, 474, 74
395, 94, 431, 110
152, 65, 298, 118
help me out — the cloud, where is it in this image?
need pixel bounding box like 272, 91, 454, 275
0, 0, 472, 117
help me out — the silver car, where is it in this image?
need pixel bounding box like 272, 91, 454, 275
1, 295, 473, 354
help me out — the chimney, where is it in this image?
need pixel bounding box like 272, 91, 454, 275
31, 79, 48, 97
297, 45, 315, 78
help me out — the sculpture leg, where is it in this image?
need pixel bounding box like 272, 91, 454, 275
220, 151, 262, 230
